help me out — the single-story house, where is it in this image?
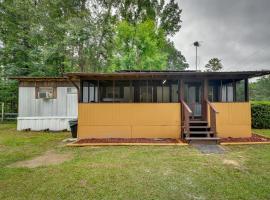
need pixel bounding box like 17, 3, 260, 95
65, 70, 270, 143
12, 77, 78, 131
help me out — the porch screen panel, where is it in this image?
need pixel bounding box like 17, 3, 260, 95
157, 81, 162, 103
171, 81, 179, 102
99, 80, 114, 102
236, 80, 245, 101
208, 80, 220, 102
82, 79, 180, 103
82, 81, 98, 103
156, 80, 178, 103
89, 81, 98, 102
114, 80, 133, 102
139, 80, 153, 102
83, 81, 89, 103
208, 79, 247, 102
221, 82, 234, 102
162, 81, 170, 102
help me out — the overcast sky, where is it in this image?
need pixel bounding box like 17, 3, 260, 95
173, 0, 270, 71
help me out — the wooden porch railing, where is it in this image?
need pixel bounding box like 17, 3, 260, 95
205, 100, 218, 136
180, 100, 193, 138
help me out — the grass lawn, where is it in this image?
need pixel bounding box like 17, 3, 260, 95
253, 129, 270, 137
0, 124, 270, 200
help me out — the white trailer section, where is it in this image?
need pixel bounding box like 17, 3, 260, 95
15, 78, 78, 131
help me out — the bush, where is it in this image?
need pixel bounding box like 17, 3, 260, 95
251, 101, 270, 129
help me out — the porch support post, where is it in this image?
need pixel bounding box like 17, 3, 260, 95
179, 79, 184, 101
79, 80, 83, 103
203, 79, 208, 121
179, 79, 184, 139
233, 80, 237, 102
244, 78, 249, 102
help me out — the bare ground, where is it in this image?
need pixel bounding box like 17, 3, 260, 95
8, 150, 73, 168
222, 159, 240, 167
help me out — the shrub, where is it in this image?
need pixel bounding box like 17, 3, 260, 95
251, 101, 270, 129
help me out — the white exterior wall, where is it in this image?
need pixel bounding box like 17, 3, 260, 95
17, 87, 78, 131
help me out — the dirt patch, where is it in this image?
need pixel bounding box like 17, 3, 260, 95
223, 159, 240, 167
8, 151, 73, 168
79, 179, 88, 187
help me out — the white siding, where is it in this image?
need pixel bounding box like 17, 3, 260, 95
17, 87, 78, 131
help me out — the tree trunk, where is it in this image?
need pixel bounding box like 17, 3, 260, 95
78, 43, 85, 72
78, 0, 87, 72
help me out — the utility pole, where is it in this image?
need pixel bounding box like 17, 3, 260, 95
193, 41, 200, 71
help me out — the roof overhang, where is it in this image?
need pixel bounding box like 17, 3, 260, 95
10, 77, 70, 82
65, 70, 270, 80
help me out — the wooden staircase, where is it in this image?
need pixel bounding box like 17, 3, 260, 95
185, 119, 220, 144
180, 99, 220, 144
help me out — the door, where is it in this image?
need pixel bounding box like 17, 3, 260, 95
184, 82, 202, 117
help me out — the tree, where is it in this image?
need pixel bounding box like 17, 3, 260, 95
164, 41, 188, 70
250, 75, 270, 101
113, 0, 188, 70
0, 0, 188, 114
0, 0, 187, 75
205, 58, 222, 72
116, 0, 182, 36
109, 20, 168, 71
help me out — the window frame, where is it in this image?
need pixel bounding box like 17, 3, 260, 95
36, 86, 56, 99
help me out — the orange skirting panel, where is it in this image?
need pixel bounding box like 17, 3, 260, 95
132, 126, 180, 138
77, 103, 181, 139
212, 102, 252, 138
78, 126, 132, 138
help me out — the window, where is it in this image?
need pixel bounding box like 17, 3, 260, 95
37, 87, 55, 99
67, 87, 77, 94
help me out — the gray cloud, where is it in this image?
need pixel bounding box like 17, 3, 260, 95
173, 0, 270, 71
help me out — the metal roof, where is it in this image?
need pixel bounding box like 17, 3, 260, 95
65, 70, 270, 80
10, 70, 270, 81
9, 77, 69, 81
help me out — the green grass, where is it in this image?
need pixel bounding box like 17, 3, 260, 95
253, 129, 270, 137
0, 124, 270, 200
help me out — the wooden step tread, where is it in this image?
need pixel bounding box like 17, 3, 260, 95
190, 121, 208, 123
189, 126, 210, 128
189, 131, 214, 134
185, 137, 220, 140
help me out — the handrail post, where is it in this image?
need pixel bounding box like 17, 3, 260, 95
205, 100, 218, 137
180, 100, 192, 138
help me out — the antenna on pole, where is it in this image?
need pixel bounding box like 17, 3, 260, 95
193, 41, 200, 71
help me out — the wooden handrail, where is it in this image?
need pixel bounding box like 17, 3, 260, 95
181, 100, 192, 114
205, 100, 218, 137
205, 99, 219, 113
180, 100, 192, 138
